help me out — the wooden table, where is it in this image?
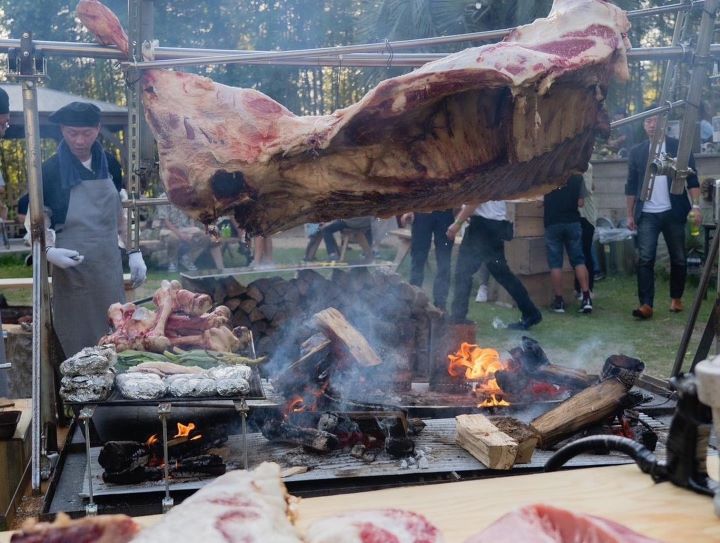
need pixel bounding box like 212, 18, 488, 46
3, 460, 717, 541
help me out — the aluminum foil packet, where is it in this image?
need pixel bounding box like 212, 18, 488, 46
60, 345, 117, 377
165, 375, 217, 397
60, 371, 115, 402
205, 365, 252, 381
116, 373, 167, 400
216, 378, 250, 397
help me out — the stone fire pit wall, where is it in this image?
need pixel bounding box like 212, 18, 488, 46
181, 268, 444, 389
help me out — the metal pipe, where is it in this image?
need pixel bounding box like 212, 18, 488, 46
121, 197, 169, 208
21, 63, 49, 492
671, 0, 718, 195
610, 100, 686, 128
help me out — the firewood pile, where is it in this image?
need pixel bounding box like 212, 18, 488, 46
182, 268, 443, 389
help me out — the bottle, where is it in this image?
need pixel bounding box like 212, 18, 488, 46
690, 222, 701, 237
221, 223, 232, 238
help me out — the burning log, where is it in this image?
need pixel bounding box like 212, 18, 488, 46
102, 454, 226, 484
273, 334, 332, 397
530, 355, 645, 449
98, 441, 150, 473
456, 414, 534, 470
312, 307, 381, 367
261, 418, 339, 453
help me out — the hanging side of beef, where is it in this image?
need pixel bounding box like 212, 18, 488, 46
79, 0, 630, 234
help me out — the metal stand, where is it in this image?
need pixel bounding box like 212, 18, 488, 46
158, 402, 174, 512
233, 399, 249, 470
79, 406, 97, 516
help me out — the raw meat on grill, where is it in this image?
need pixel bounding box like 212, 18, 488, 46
10, 512, 139, 543
99, 280, 239, 353
130, 462, 303, 543
463, 504, 664, 543
77, 0, 630, 234
305, 508, 444, 543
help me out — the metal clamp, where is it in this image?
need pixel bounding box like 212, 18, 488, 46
79, 406, 97, 516
157, 402, 174, 512
6, 32, 46, 79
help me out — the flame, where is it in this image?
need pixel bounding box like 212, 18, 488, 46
174, 422, 196, 438
477, 394, 510, 408
448, 342, 510, 405
146, 434, 159, 447
285, 396, 305, 414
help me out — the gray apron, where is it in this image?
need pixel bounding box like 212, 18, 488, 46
52, 177, 125, 357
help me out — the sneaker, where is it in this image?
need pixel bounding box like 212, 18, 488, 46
327, 252, 339, 261
475, 284, 488, 303
167, 262, 178, 273
551, 297, 565, 313
580, 295, 593, 314
575, 290, 583, 301
507, 311, 543, 330
180, 255, 198, 271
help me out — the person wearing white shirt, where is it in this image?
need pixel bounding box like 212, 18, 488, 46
447, 201, 542, 330
625, 112, 701, 319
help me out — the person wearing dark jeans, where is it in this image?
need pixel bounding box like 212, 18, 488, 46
636, 210, 687, 313
448, 202, 542, 330
574, 216, 595, 295
306, 216, 373, 261
401, 210, 454, 311
625, 112, 701, 319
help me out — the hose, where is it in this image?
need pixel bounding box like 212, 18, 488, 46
544, 435, 666, 481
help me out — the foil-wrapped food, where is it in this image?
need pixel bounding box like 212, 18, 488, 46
216, 378, 250, 397
205, 365, 252, 381
165, 374, 217, 397
60, 345, 117, 377
60, 372, 115, 403
115, 373, 167, 400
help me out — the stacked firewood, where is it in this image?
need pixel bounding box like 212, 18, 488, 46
182, 268, 443, 388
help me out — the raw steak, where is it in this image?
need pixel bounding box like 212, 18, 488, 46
10, 513, 139, 543
305, 508, 444, 543
79, 0, 630, 234
130, 462, 303, 543
464, 504, 665, 543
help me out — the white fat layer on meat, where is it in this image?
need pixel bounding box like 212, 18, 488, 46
306, 509, 445, 543
131, 462, 302, 543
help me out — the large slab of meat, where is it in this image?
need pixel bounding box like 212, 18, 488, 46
463, 504, 664, 543
78, 0, 630, 234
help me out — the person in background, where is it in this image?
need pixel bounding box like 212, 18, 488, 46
306, 216, 373, 262
400, 210, 454, 312
448, 201, 542, 330
625, 110, 701, 319
41, 102, 146, 356
253, 235, 273, 267
474, 264, 490, 303
17, 193, 29, 225
607, 109, 636, 158
157, 193, 211, 272
575, 164, 597, 299
699, 101, 714, 144
0, 88, 8, 196
543, 174, 593, 314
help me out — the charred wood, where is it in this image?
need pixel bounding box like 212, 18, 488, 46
261, 418, 339, 453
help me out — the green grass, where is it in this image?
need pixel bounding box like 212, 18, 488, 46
1, 248, 711, 379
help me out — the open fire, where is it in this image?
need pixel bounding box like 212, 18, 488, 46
448, 342, 510, 407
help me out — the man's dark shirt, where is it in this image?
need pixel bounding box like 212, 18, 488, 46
543, 175, 585, 227
40, 150, 123, 229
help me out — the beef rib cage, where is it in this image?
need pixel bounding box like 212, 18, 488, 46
79, 0, 630, 234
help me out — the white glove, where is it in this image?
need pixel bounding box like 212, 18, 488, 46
129, 251, 147, 287
46, 247, 83, 269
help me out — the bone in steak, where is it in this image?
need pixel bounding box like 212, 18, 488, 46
463, 504, 663, 543
305, 508, 444, 543
78, 0, 630, 234
10, 513, 139, 543
130, 462, 303, 543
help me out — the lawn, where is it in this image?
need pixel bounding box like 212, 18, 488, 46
0, 246, 712, 379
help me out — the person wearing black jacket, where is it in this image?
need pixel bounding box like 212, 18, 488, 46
625, 113, 701, 319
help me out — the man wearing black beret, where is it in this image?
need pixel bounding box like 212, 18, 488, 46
41, 101, 147, 356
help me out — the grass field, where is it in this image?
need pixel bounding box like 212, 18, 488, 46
0, 246, 712, 379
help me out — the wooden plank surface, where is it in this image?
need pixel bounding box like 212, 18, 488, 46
8, 458, 717, 542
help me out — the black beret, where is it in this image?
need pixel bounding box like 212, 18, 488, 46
49, 101, 101, 126
0, 88, 8, 115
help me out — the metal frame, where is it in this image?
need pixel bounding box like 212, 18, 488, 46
1, 0, 716, 497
